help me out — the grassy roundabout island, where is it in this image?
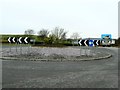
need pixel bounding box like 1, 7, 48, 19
1, 46, 112, 61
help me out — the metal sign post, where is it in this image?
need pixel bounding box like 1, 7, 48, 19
8, 37, 11, 52
29, 39, 35, 54
20, 44, 22, 55
24, 37, 30, 54
80, 45, 81, 56
27, 44, 30, 54
15, 42, 17, 52
78, 40, 82, 56
85, 46, 87, 56
18, 37, 23, 55
7, 36, 33, 55
34, 40, 35, 45
78, 39, 101, 56
89, 40, 95, 56
9, 42, 11, 52
84, 40, 88, 56
14, 37, 18, 53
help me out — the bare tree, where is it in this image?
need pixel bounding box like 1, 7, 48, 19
38, 29, 49, 38
51, 27, 67, 40
70, 32, 80, 40
24, 29, 35, 35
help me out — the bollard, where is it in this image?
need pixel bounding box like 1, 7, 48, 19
16, 43, 17, 52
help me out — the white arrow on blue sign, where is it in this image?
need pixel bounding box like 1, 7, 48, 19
89, 40, 94, 47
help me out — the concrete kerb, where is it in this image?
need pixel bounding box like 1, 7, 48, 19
0, 53, 112, 61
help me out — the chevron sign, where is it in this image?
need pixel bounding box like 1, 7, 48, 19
8, 37, 17, 43
78, 40, 101, 46
7, 37, 30, 44
78, 40, 89, 46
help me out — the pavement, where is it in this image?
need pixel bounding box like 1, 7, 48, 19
1, 47, 119, 88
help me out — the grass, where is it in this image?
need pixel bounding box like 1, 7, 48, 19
2, 43, 30, 47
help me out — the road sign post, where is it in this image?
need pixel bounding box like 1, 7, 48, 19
14, 37, 18, 53
27, 44, 30, 54
8, 37, 11, 52
78, 39, 101, 56
20, 44, 21, 54
88, 40, 94, 56
80, 45, 81, 56
101, 34, 112, 46
16, 42, 17, 52
9, 42, 11, 52
7, 36, 34, 54
79, 40, 82, 56
18, 37, 22, 54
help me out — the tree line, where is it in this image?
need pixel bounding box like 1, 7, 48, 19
1, 27, 120, 47
24, 27, 81, 46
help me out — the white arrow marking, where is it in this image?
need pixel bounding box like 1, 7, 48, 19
79, 40, 82, 46
24, 37, 28, 43
96, 40, 99, 45
12, 37, 16, 43
8, 37, 11, 43
89, 40, 94, 47
84, 40, 88, 46
19, 37, 22, 43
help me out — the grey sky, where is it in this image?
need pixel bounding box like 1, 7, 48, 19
0, 0, 119, 39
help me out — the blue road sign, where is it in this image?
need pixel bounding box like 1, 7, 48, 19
101, 34, 112, 46
101, 34, 112, 39
89, 40, 94, 47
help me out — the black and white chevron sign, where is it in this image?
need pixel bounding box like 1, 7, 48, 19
78, 40, 101, 46
93, 40, 101, 46
18, 37, 30, 44
8, 37, 17, 43
8, 37, 30, 44
78, 40, 89, 46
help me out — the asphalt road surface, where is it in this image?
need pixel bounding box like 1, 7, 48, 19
2, 47, 119, 88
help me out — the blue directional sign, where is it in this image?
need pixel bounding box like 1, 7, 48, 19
101, 34, 112, 39
89, 40, 94, 47
101, 34, 112, 46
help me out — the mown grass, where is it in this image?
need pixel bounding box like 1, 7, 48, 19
2, 43, 30, 47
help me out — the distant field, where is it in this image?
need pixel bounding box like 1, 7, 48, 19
2, 43, 29, 46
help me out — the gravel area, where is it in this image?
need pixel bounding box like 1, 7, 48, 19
1, 46, 111, 61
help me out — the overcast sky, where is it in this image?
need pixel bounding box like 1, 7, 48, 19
0, 0, 119, 39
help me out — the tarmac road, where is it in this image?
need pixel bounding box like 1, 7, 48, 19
2, 47, 119, 88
